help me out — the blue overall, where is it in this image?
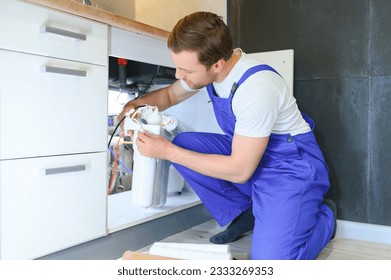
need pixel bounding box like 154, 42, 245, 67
172, 65, 334, 259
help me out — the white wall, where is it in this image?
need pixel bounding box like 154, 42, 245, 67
134, 0, 227, 31
77, 0, 135, 19
79, 0, 226, 32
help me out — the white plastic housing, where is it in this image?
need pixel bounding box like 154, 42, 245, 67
131, 124, 161, 208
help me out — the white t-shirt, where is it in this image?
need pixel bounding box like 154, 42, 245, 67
180, 51, 311, 137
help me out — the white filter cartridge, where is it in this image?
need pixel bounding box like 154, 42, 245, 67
131, 124, 161, 208
149, 242, 233, 260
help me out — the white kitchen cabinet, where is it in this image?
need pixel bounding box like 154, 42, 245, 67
0, 0, 108, 259
0, 49, 107, 159
0, 153, 107, 260
0, 0, 107, 66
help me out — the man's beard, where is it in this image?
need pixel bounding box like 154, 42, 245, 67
186, 72, 216, 90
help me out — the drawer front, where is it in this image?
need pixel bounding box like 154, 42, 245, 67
0, 152, 107, 259
0, 0, 107, 66
0, 50, 107, 159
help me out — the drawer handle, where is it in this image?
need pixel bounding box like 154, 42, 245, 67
40, 25, 87, 41
43, 165, 86, 176
41, 65, 87, 77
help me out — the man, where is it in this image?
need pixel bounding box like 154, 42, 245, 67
118, 11, 336, 259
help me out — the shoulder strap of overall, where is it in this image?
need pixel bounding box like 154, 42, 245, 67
231, 64, 281, 95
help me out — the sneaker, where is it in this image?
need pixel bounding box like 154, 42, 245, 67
323, 199, 337, 240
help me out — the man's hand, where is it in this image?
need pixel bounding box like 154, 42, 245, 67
136, 131, 173, 160
117, 102, 142, 138
117, 103, 134, 127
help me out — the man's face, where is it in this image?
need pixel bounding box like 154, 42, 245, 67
170, 50, 217, 90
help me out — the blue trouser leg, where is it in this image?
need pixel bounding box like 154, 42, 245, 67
172, 132, 252, 226
250, 132, 333, 259
172, 131, 334, 259
251, 179, 333, 259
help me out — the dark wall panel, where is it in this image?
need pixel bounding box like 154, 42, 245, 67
231, 0, 369, 79
371, 0, 391, 75
229, 0, 391, 226
369, 1, 391, 225
295, 78, 370, 222
369, 77, 391, 225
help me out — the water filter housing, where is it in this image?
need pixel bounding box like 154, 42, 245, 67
131, 124, 162, 208
121, 105, 184, 208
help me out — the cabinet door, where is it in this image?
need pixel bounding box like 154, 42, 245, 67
247, 50, 294, 93
0, 50, 107, 160
0, 0, 107, 66
0, 152, 107, 259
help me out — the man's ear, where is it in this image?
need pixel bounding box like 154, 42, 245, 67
212, 58, 225, 73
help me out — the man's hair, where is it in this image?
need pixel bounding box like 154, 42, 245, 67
167, 11, 233, 68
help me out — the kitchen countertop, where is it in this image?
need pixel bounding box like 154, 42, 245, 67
24, 0, 170, 40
